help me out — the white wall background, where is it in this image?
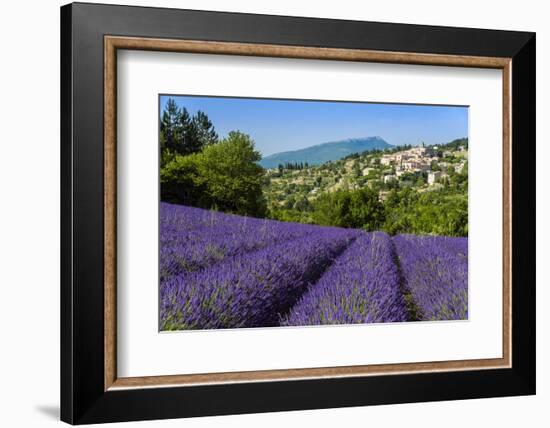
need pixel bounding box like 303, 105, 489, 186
0, 0, 546, 426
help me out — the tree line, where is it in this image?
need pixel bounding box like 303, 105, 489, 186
269, 183, 467, 237
278, 162, 310, 171
160, 98, 266, 217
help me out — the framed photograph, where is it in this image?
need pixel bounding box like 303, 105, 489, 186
60, 2, 535, 424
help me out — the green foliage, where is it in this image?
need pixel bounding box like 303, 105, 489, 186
161, 131, 267, 217
442, 137, 468, 150
268, 207, 315, 224
160, 98, 218, 162
192, 111, 219, 147
160, 98, 181, 154
160, 152, 206, 206
293, 197, 312, 212
382, 187, 468, 237
311, 188, 385, 230
278, 161, 308, 171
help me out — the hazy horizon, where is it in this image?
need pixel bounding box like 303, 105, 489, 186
160, 95, 469, 157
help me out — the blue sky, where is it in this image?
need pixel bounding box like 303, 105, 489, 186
160, 95, 468, 157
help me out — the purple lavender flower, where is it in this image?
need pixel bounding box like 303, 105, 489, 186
160, 222, 359, 330
281, 232, 408, 326
160, 202, 329, 281
393, 234, 468, 320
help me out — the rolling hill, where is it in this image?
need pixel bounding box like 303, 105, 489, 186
259, 137, 392, 169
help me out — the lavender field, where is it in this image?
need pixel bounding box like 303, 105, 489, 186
160, 202, 468, 331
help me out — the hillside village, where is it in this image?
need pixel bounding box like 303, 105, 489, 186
264, 138, 468, 210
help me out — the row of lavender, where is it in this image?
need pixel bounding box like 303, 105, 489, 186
160, 203, 336, 281
160, 202, 468, 330
393, 234, 468, 321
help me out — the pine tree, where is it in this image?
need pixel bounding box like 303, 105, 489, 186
193, 110, 218, 148
160, 98, 181, 154
160, 98, 219, 161
178, 107, 196, 155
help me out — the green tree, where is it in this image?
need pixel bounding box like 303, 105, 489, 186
177, 107, 198, 155
284, 195, 297, 210
162, 131, 266, 217
192, 110, 218, 147
312, 188, 384, 230
294, 197, 312, 212
159, 99, 218, 163
381, 187, 467, 237
197, 131, 266, 216
160, 152, 206, 206
160, 98, 182, 154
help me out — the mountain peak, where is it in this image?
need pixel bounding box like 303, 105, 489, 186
259, 136, 392, 169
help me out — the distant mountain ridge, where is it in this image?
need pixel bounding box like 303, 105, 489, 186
259, 137, 393, 169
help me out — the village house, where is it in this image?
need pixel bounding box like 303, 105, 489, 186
383, 174, 397, 184
428, 171, 449, 185
456, 162, 467, 173
362, 167, 374, 176
401, 160, 417, 170
380, 155, 393, 166
408, 146, 434, 158
428, 171, 442, 185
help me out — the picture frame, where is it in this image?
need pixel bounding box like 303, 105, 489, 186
60, 2, 535, 424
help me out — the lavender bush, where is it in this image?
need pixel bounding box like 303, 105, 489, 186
281, 232, 408, 326
160, 229, 359, 330
160, 218, 317, 281
393, 234, 468, 320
